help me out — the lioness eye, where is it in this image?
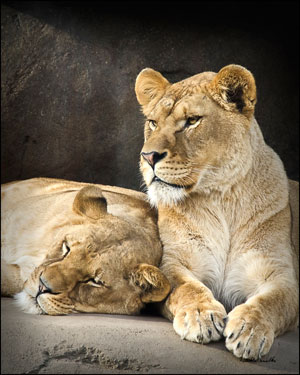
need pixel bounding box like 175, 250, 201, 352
62, 242, 70, 257
86, 277, 105, 288
185, 116, 202, 128
148, 119, 157, 131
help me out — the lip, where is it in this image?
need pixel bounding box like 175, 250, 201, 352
36, 286, 51, 299
152, 176, 192, 189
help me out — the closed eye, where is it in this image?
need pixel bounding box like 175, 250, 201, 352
85, 278, 107, 288
62, 241, 70, 257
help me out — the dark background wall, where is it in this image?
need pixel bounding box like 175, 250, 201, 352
1, 1, 299, 191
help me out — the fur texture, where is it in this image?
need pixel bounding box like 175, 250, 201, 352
135, 64, 299, 360
1, 178, 170, 315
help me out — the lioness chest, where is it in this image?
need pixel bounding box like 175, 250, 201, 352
158, 195, 249, 311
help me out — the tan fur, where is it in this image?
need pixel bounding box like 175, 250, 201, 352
1, 177, 170, 315
135, 64, 299, 360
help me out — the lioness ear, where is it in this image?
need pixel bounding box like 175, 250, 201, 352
73, 186, 107, 220
131, 264, 171, 303
207, 64, 257, 118
135, 68, 170, 108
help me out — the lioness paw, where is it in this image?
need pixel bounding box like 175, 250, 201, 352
224, 304, 274, 360
173, 302, 227, 344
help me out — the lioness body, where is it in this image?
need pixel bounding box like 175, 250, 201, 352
1, 177, 170, 315
135, 65, 299, 360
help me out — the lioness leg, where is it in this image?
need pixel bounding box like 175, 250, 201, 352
224, 208, 299, 360
1, 260, 23, 296
224, 285, 298, 360
162, 277, 227, 344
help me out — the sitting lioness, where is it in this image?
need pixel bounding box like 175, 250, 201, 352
135, 64, 299, 360
1, 178, 170, 315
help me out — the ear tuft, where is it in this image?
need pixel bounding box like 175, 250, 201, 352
73, 186, 107, 220
131, 264, 171, 303
135, 68, 170, 108
207, 64, 257, 118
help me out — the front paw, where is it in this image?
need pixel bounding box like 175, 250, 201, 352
173, 300, 227, 344
224, 304, 275, 360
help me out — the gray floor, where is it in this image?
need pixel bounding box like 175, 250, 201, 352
1, 298, 299, 374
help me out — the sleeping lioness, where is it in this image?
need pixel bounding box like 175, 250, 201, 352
1, 178, 170, 315
135, 64, 299, 360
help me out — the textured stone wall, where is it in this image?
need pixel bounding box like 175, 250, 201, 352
1, 1, 299, 190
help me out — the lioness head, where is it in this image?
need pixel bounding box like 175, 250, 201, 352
135, 65, 257, 206
15, 185, 170, 315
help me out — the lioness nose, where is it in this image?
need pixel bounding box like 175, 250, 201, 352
38, 276, 52, 295
141, 151, 167, 168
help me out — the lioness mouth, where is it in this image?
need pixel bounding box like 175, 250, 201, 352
152, 176, 192, 189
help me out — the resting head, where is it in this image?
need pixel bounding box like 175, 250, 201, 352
15, 185, 170, 315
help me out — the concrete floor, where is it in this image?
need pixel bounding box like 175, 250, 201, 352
1, 297, 299, 374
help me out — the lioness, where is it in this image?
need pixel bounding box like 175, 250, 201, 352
1, 178, 170, 315
135, 64, 299, 360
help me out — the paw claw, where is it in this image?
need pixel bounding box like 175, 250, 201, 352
173, 302, 227, 344
224, 304, 275, 361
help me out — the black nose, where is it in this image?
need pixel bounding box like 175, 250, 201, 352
141, 151, 167, 168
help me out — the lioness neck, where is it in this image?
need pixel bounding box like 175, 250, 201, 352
158, 118, 289, 237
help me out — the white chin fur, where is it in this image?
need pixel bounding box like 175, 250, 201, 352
14, 291, 43, 314
147, 182, 187, 207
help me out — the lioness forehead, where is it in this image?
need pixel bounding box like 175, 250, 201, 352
170, 71, 216, 92
150, 93, 210, 121
149, 71, 216, 119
